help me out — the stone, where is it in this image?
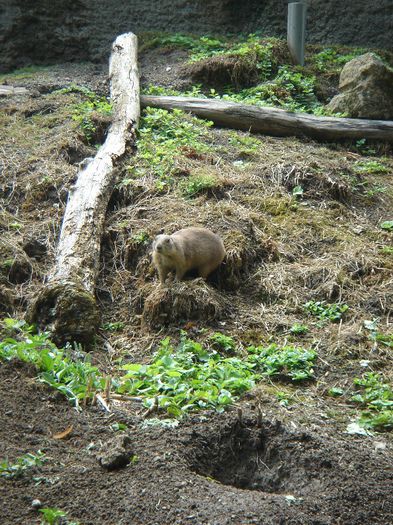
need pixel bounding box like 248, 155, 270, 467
327, 53, 393, 120
97, 435, 133, 471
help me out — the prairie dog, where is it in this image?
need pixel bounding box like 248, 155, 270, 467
152, 227, 225, 284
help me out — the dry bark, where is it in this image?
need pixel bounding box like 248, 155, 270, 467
28, 33, 140, 346
141, 95, 393, 143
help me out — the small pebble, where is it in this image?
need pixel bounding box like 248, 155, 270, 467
31, 499, 42, 509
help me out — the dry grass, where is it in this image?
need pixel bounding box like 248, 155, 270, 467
0, 63, 392, 428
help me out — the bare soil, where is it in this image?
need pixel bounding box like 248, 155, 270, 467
1, 360, 392, 525
0, 46, 392, 524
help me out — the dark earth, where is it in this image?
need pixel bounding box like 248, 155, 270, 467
1, 361, 392, 525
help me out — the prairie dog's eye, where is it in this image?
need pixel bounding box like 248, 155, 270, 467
165, 238, 171, 244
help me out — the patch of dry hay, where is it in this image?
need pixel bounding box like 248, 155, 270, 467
183, 53, 261, 89
140, 279, 229, 328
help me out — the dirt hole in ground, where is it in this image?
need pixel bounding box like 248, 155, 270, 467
188, 419, 335, 496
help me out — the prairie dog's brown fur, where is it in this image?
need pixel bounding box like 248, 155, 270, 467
152, 227, 225, 284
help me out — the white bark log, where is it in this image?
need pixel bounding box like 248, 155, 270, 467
141, 95, 393, 143
54, 32, 140, 291
29, 33, 139, 346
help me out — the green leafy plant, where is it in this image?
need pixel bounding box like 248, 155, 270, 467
289, 323, 309, 335
380, 220, 393, 231
131, 231, 150, 245
354, 138, 376, 155
0, 320, 104, 407
110, 422, 128, 432
40, 508, 67, 525
179, 173, 217, 198
0, 320, 317, 419
129, 107, 212, 186
304, 300, 348, 322
247, 344, 316, 381
275, 391, 293, 407
0, 451, 46, 479
119, 335, 255, 416
39, 507, 80, 525
353, 160, 389, 174
209, 332, 236, 352
352, 372, 393, 431
328, 387, 344, 397
102, 321, 124, 332
312, 47, 365, 73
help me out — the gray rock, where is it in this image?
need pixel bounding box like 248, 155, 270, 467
327, 53, 393, 120
97, 435, 133, 471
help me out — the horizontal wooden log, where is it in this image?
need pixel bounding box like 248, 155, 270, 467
0, 85, 29, 96
141, 95, 393, 143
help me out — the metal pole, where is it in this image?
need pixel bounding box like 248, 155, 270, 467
287, 1, 307, 66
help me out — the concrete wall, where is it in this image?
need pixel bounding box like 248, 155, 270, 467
1, 0, 392, 72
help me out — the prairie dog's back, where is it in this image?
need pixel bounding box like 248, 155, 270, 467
172, 228, 225, 266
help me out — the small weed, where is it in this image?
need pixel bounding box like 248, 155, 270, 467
289, 323, 309, 335
130, 454, 139, 465
292, 185, 304, 198
355, 139, 376, 156
0, 451, 46, 479
39, 507, 80, 525
381, 246, 393, 255
131, 231, 150, 245
102, 321, 124, 332
179, 173, 217, 198
275, 391, 293, 407
111, 422, 128, 432
9, 222, 23, 230
328, 387, 344, 397
304, 300, 348, 323
353, 160, 389, 175
380, 221, 393, 232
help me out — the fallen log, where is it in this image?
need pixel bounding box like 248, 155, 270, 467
27, 32, 140, 346
141, 95, 393, 143
0, 85, 29, 96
